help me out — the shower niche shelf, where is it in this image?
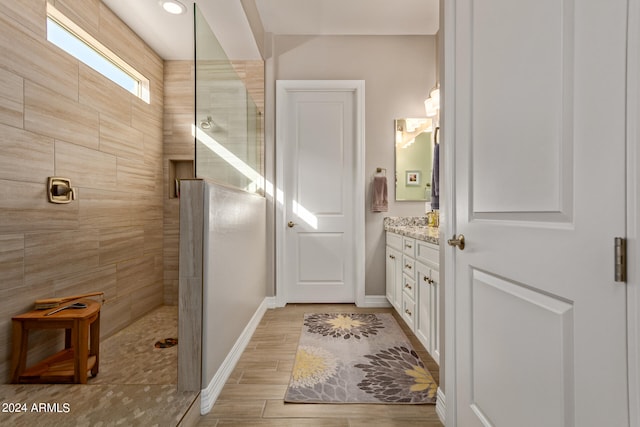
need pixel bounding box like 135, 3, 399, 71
169, 159, 194, 199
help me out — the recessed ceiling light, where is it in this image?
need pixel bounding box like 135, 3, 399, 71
159, 0, 187, 15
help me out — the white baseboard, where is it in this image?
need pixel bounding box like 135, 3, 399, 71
359, 295, 392, 308
264, 296, 278, 309
436, 387, 446, 425
200, 297, 269, 414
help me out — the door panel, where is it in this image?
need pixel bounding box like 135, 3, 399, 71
448, 0, 629, 425
471, 270, 573, 427
296, 101, 346, 214
297, 233, 344, 282
472, 0, 570, 215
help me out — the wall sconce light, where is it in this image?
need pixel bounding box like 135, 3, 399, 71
424, 86, 440, 118
395, 123, 404, 145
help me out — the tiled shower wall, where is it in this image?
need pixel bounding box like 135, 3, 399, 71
163, 61, 193, 306
0, 0, 164, 382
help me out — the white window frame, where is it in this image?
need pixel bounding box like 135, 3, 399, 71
46, 3, 150, 103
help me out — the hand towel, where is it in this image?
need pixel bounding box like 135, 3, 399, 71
431, 143, 440, 209
371, 176, 388, 212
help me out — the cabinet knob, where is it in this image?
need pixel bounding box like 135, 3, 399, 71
404, 283, 412, 290
405, 264, 412, 270
405, 308, 412, 316
389, 254, 395, 260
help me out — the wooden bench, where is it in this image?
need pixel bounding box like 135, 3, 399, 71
11, 299, 101, 384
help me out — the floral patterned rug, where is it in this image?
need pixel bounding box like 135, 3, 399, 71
284, 313, 437, 404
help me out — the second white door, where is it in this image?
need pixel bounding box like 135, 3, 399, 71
276, 80, 364, 304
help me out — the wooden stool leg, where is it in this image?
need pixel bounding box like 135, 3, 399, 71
75, 319, 89, 384
90, 313, 100, 377
10, 320, 28, 383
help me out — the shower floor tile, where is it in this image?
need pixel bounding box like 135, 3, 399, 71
0, 305, 198, 427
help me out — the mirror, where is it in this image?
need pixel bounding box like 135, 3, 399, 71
394, 118, 434, 201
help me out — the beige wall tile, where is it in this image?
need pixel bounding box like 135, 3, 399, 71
132, 101, 163, 141
24, 229, 100, 287
79, 63, 132, 124
131, 283, 164, 319
116, 255, 156, 295
25, 82, 99, 149
144, 220, 164, 255
51, 264, 116, 302
99, 226, 144, 266
117, 157, 156, 194
164, 113, 196, 157
0, 0, 46, 39
78, 187, 133, 229
99, 114, 144, 160
51, 0, 100, 37
0, 68, 24, 128
0, 123, 54, 183
55, 140, 117, 189
164, 61, 194, 113
99, 292, 132, 338
144, 133, 164, 166
0, 179, 79, 233
98, 2, 145, 71
0, 12, 78, 101
143, 46, 164, 84
0, 234, 24, 292
130, 193, 163, 227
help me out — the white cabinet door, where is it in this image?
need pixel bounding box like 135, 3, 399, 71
429, 266, 439, 364
416, 261, 433, 354
385, 246, 402, 310
416, 261, 439, 365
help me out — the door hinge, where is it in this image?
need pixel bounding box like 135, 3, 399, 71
614, 237, 627, 283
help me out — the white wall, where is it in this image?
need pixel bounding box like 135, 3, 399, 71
268, 35, 437, 295
202, 182, 267, 382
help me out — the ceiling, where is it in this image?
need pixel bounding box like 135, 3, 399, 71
101, 0, 439, 61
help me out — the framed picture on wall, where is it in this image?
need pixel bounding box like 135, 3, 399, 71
406, 170, 421, 186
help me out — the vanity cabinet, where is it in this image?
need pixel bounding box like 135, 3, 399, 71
386, 231, 440, 365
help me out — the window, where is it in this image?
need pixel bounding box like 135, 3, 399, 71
46, 4, 150, 103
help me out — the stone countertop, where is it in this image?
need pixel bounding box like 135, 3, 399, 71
384, 224, 440, 245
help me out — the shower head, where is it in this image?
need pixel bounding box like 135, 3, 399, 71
200, 116, 214, 129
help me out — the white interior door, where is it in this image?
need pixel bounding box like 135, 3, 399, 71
444, 1, 629, 426
276, 81, 364, 304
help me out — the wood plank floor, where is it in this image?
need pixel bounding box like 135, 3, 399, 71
197, 304, 443, 427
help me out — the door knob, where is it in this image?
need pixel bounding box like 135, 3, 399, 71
287, 221, 296, 228
447, 234, 465, 250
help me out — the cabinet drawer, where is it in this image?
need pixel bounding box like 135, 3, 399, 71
416, 240, 439, 266
402, 294, 416, 330
402, 255, 415, 276
402, 273, 416, 300
386, 232, 403, 251
403, 236, 416, 257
